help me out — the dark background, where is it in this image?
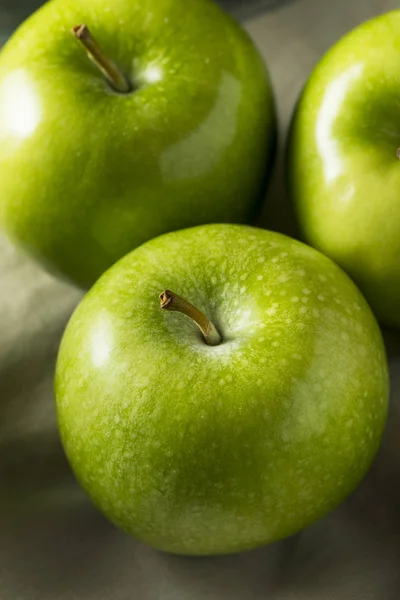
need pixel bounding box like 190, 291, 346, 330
0, 0, 295, 39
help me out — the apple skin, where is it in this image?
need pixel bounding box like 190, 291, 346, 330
287, 11, 400, 329
55, 224, 389, 556
0, 0, 275, 288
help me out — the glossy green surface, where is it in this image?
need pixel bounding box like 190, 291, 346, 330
288, 11, 400, 329
0, 0, 275, 288
55, 224, 389, 556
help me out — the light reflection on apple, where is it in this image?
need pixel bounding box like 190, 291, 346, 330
160, 71, 242, 181
91, 317, 113, 368
315, 62, 364, 183
0, 69, 41, 140
144, 64, 163, 84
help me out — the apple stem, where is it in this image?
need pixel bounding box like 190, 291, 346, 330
160, 290, 222, 347
72, 24, 132, 94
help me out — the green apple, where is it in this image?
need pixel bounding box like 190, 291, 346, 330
287, 11, 400, 329
55, 223, 389, 556
0, 0, 275, 288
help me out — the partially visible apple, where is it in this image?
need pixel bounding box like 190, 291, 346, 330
0, 0, 275, 287
287, 10, 400, 329
55, 224, 389, 556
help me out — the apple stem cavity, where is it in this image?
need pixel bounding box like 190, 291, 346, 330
72, 24, 132, 94
160, 290, 222, 347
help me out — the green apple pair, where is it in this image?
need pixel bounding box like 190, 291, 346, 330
0, 0, 395, 556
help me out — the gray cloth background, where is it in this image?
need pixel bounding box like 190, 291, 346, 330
1, 0, 400, 598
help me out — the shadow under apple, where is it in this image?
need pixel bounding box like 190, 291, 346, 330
0, 237, 83, 514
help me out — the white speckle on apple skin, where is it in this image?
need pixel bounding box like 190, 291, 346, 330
55, 224, 389, 556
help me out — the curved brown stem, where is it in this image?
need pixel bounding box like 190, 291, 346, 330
160, 290, 222, 346
72, 24, 132, 94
